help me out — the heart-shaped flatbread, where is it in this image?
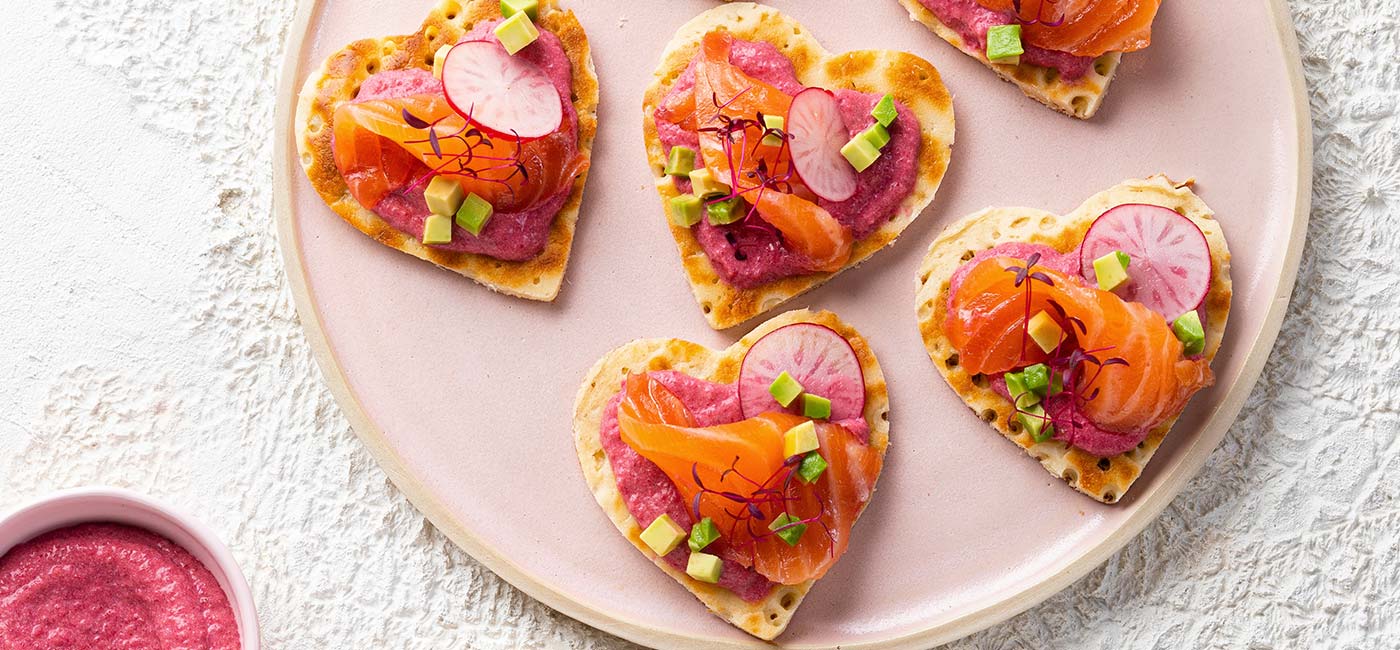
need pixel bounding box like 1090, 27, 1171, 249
915, 175, 1232, 502
295, 0, 598, 301
572, 309, 890, 639
643, 3, 956, 330
897, 0, 1120, 119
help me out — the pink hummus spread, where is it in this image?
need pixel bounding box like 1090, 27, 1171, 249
0, 523, 239, 650
917, 0, 1095, 80
344, 20, 579, 261
655, 39, 922, 289
599, 371, 868, 601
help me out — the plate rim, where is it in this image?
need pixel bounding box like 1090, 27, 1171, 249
271, 1, 1313, 647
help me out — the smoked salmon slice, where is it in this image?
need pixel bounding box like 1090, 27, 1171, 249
973, 0, 1163, 58
616, 373, 881, 585
946, 255, 1212, 433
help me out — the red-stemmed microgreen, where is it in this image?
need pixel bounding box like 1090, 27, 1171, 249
689, 453, 836, 559
399, 107, 530, 201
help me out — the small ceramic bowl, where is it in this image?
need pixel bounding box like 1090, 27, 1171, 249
0, 486, 260, 649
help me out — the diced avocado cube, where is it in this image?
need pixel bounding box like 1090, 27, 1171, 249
1027, 310, 1063, 354
783, 421, 820, 458
841, 135, 882, 172
1019, 403, 1055, 443
422, 214, 453, 245
1004, 371, 1040, 407
1093, 250, 1132, 291
494, 11, 539, 55
705, 198, 744, 225
986, 24, 1024, 64
455, 193, 494, 236
669, 194, 704, 227
664, 146, 696, 177
797, 451, 828, 484
871, 94, 898, 128
1021, 363, 1051, 396
801, 394, 832, 419
432, 44, 452, 80
1173, 311, 1206, 356
499, 0, 538, 20
860, 123, 891, 150
686, 552, 724, 583
768, 513, 807, 547
761, 114, 785, 147
768, 371, 804, 407
640, 514, 687, 556
688, 168, 731, 198
424, 176, 465, 216
688, 517, 720, 552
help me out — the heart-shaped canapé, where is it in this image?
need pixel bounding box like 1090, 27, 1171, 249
916, 176, 1232, 502
295, 0, 597, 301
573, 310, 889, 639
643, 3, 956, 330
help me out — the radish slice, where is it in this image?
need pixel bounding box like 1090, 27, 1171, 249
441, 40, 562, 140
739, 323, 865, 421
1078, 203, 1213, 319
786, 88, 858, 202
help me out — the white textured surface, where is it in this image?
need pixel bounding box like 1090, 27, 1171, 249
0, 1, 1394, 648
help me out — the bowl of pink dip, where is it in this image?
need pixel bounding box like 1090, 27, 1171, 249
0, 487, 259, 650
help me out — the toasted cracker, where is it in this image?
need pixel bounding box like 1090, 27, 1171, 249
642, 3, 956, 330
897, 0, 1119, 119
294, 0, 598, 301
572, 309, 890, 639
915, 176, 1232, 503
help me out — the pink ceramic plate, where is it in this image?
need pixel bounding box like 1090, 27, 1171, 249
273, 0, 1310, 647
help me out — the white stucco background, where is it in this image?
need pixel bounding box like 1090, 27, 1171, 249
0, 0, 1395, 648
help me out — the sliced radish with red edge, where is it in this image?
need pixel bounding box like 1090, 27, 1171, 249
786, 88, 858, 202
1078, 203, 1212, 319
739, 323, 865, 421
441, 40, 562, 140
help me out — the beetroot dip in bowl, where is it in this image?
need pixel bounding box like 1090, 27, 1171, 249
0, 487, 259, 650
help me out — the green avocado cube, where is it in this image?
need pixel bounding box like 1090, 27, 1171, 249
455, 193, 494, 236
986, 24, 1024, 64
424, 176, 465, 216
761, 114, 785, 147
1093, 250, 1132, 291
1019, 403, 1055, 443
871, 94, 898, 128
768, 371, 804, 407
768, 513, 807, 547
801, 393, 832, 419
1173, 311, 1206, 356
668, 194, 704, 227
686, 552, 724, 583
1021, 363, 1052, 396
1005, 371, 1040, 408
664, 146, 696, 177
860, 123, 891, 150
494, 11, 539, 55
783, 421, 820, 458
841, 135, 882, 172
688, 168, 731, 198
688, 517, 720, 552
706, 198, 744, 225
422, 214, 453, 245
797, 452, 828, 484
640, 514, 687, 556
499, 0, 538, 20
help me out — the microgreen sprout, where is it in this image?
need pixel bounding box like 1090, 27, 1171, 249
689, 454, 836, 559
399, 107, 530, 201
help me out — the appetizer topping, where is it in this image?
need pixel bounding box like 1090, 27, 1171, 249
422, 214, 454, 245
871, 94, 898, 128
640, 514, 688, 556
455, 193, 494, 236
499, 0, 539, 20
801, 394, 832, 420
707, 197, 745, 225
432, 44, 452, 79
424, 175, 466, 216
688, 167, 731, 199
669, 194, 704, 227
768, 371, 805, 408
1004, 370, 1040, 407
1026, 309, 1064, 353
861, 123, 892, 150
740, 323, 865, 421
494, 11, 540, 55
973, 0, 1163, 58
441, 40, 561, 139
1078, 204, 1212, 320
665, 146, 696, 177
787, 88, 859, 202
686, 552, 724, 583
1019, 402, 1054, 442
1173, 311, 1206, 356
796, 452, 828, 484
840, 135, 881, 173
761, 114, 786, 147
688, 517, 721, 552
768, 513, 807, 547
783, 421, 821, 458
1092, 250, 1131, 291
985, 24, 1024, 63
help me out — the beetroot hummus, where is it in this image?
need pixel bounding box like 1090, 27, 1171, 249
0, 523, 239, 650
917, 0, 1095, 80
345, 20, 579, 261
655, 39, 922, 289
598, 371, 868, 601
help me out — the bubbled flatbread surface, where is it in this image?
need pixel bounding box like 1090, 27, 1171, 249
572, 309, 890, 640
897, 0, 1120, 119
294, 0, 598, 301
642, 2, 956, 330
915, 175, 1232, 503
